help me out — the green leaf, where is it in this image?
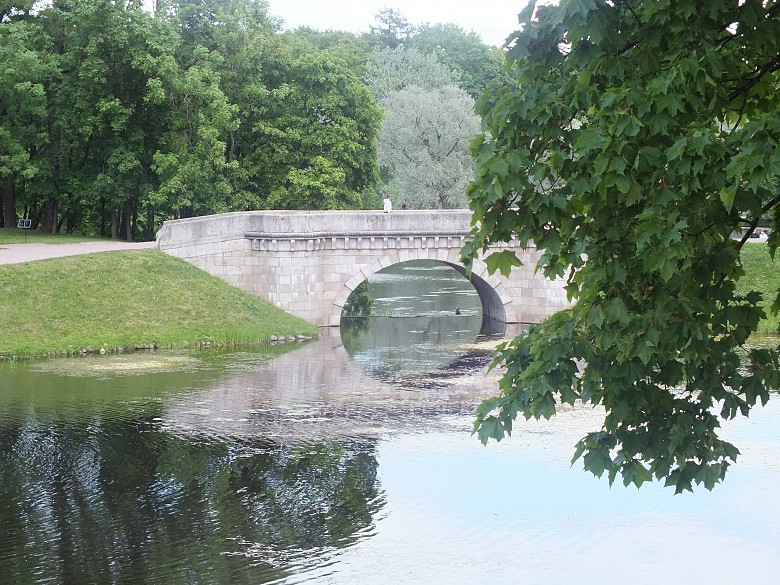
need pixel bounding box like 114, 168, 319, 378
583, 449, 610, 478
602, 297, 630, 325
476, 416, 508, 444
484, 250, 523, 277
666, 138, 686, 160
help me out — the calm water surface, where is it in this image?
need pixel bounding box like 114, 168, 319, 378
1, 261, 779, 584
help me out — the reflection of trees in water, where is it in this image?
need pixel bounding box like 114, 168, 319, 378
339, 316, 371, 355
341, 260, 506, 387
341, 314, 499, 387
342, 280, 374, 317
0, 410, 382, 584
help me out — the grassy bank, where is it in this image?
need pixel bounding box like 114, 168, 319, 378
737, 243, 780, 334
0, 250, 319, 359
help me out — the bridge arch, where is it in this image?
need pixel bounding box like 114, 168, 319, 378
329, 248, 514, 327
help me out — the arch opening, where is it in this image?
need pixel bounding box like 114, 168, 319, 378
337, 259, 507, 332
338, 259, 506, 385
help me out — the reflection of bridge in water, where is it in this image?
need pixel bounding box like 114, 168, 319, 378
164, 328, 507, 441
156, 210, 570, 327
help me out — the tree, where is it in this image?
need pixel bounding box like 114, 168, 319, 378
366, 7, 413, 49
409, 23, 505, 98
0, 15, 50, 228
464, 0, 780, 492
378, 84, 479, 209
258, 46, 382, 210
365, 46, 456, 102
3, 0, 180, 238
366, 46, 479, 209
151, 49, 237, 219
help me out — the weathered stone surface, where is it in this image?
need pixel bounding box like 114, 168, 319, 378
156, 210, 570, 327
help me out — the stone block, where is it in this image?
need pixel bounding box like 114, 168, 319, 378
158, 210, 568, 328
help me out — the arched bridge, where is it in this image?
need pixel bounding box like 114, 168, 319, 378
156, 210, 569, 327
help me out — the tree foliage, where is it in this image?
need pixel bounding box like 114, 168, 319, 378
366, 7, 414, 49
464, 0, 780, 492
409, 23, 505, 98
365, 46, 456, 102
367, 46, 480, 209
0, 0, 384, 236
378, 84, 480, 209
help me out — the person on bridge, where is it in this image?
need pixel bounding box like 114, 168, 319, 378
383, 194, 392, 213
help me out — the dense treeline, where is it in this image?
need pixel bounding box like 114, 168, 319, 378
0, 0, 503, 240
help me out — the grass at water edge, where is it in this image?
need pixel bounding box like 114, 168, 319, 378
0, 249, 319, 359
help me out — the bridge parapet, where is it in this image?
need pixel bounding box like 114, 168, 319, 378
157, 210, 570, 327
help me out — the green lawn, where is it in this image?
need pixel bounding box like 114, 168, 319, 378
0, 227, 115, 245
737, 243, 780, 334
0, 250, 319, 359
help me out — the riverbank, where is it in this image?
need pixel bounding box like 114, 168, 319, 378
0, 249, 319, 359
0, 229, 776, 358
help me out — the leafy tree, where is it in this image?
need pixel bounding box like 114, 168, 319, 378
366, 7, 413, 49
162, 0, 279, 214
285, 26, 371, 67
2, 0, 181, 238
151, 49, 237, 218
378, 84, 479, 209
342, 280, 374, 317
464, 0, 780, 492
33, 0, 164, 236
258, 46, 382, 209
0, 15, 51, 227
0, 1, 35, 22
365, 46, 456, 102
409, 23, 505, 98
1, 0, 383, 232
367, 46, 479, 209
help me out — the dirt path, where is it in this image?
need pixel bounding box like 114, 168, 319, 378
0, 241, 158, 265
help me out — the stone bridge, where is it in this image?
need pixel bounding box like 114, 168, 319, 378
155, 210, 569, 327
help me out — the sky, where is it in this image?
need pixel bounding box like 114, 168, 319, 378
266, 0, 531, 48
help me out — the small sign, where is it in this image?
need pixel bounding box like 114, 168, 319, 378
17, 218, 32, 229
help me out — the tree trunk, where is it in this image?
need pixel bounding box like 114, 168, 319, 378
99, 198, 106, 237
111, 208, 119, 240
65, 211, 77, 234
2, 175, 17, 228
146, 208, 154, 241
41, 198, 58, 235
123, 199, 133, 242
130, 199, 138, 242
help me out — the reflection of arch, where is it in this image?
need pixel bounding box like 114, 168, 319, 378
329, 248, 514, 327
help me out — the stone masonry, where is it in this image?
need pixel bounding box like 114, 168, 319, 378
155, 210, 570, 327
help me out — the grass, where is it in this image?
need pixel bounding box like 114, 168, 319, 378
0, 230, 776, 359
0, 227, 113, 245
737, 243, 780, 334
0, 249, 319, 359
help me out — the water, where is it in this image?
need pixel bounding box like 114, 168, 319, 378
1, 260, 779, 584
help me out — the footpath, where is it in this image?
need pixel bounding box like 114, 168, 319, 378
0, 241, 158, 265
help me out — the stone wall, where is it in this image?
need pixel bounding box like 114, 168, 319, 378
156, 210, 570, 327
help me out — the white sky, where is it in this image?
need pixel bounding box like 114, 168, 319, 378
266, 1, 530, 48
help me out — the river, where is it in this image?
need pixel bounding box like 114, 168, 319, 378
0, 260, 779, 584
